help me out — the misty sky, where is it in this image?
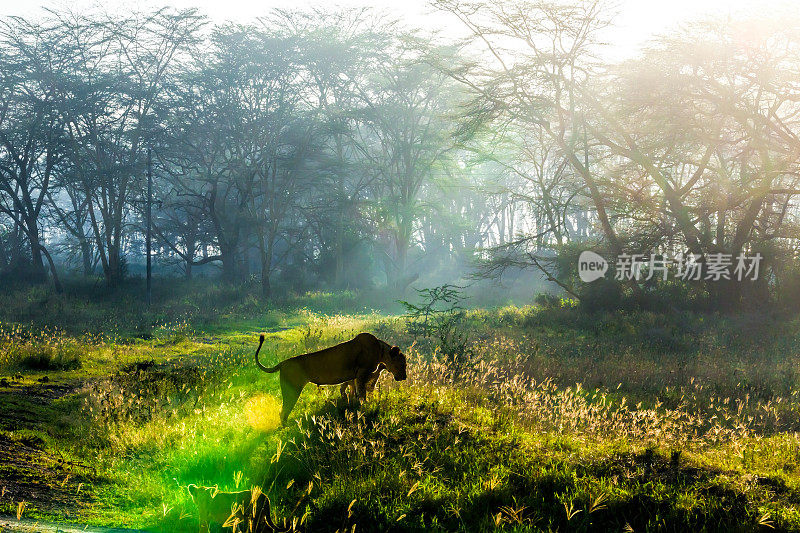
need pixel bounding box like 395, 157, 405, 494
0, 0, 791, 59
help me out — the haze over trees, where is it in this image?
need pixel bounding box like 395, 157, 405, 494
1, 1, 799, 310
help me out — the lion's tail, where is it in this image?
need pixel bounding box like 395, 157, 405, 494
255, 333, 281, 373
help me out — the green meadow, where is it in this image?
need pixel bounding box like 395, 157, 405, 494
1, 282, 800, 532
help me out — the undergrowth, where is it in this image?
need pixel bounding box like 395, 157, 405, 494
1, 286, 800, 531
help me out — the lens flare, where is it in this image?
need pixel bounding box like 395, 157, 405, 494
244, 394, 281, 431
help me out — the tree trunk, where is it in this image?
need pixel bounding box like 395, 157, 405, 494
258, 227, 274, 299
38, 244, 63, 294
395, 233, 409, 288
26, 218, 48, 283
334, 210, 345, 287
714, 278, 741, 311
261, 272, 271, 298
107, 243, 123, 286
79, 236, 93, 276
220, 242, 238, 283
29, 244, 47, 281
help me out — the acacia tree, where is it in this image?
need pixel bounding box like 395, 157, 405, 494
412, 162, 498, 281
588, 16, 800, 306
277, 8, 393, 288
433, 0, 622, 285
359, 40, 462, 289
158, 55, 247, 282
148, 172, 212, 279
242, 24, 312, 297
439, 0, 800, 307
465, 126, 588, 249
0, 16, 68, 289
160, 22, 311, 292
58, 8, 203, 285
46, 169, 96, 276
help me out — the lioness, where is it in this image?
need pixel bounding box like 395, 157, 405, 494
187, 484, 286, 532
255, 332, 407, 424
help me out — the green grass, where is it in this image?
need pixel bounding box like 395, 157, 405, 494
1, 283, 799, 531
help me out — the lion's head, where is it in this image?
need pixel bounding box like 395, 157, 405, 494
187, 484, 216, 504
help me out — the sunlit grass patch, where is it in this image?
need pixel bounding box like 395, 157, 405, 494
4, 292, 800, 531
151, 319, 194, 346
244, 394, 282, 432
0, 323, 86, 371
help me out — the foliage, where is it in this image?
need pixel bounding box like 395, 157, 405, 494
0, 324, 83, 371
399, 284, 475, 379
2, 287, 800, 530
399, 284, 465, 337
440, 1, 800, 310
0, 3, 798, 309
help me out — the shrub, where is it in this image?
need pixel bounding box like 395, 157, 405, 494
578, 278, 622, 312
19, 345, 82, 370
776, 263, 800, 311
533, 293, 562, 308
0, 324, 83, 371
399, 285, 475, 380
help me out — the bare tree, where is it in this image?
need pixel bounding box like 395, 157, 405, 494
0, 16, 69, 290
59, 8, 203, 285
359, 39, 462, 289
585, 16, 800, 306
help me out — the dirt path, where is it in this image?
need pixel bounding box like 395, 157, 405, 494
0, 517, 145, 532
0, 378, 97, 516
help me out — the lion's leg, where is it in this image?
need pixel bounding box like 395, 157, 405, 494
279, 375, 304, 425
365, 376, 378, 396
341, 380, 359, 407
365, 364, 385, 397
354, 373, 369, 403
340, 381, 350, 399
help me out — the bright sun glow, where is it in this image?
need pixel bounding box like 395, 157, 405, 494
605, 0, 793, 58
243, 394, 282, 432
